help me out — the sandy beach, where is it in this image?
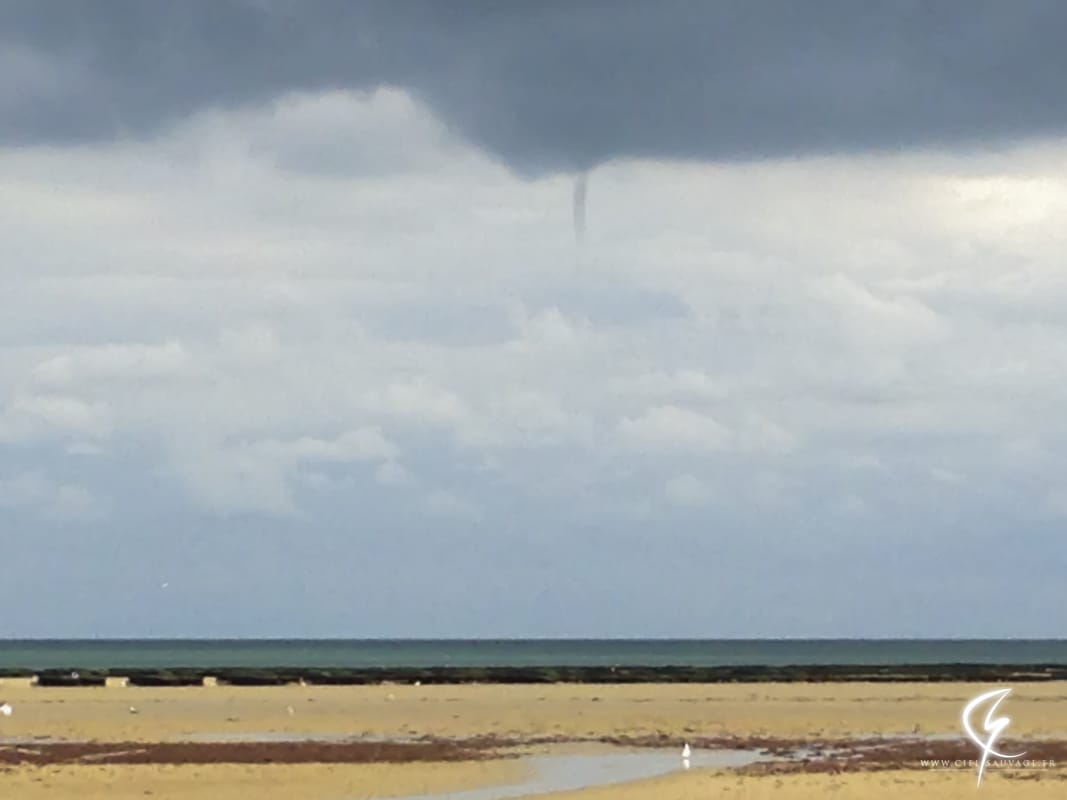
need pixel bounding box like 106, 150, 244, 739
2, 679, 1067, 741
0, 680, 1064, 797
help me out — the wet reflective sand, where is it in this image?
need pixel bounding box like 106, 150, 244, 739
387, 747, 767, 800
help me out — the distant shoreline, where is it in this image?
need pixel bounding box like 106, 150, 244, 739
5, 663, 1067, 686
3, 638, 1067, 673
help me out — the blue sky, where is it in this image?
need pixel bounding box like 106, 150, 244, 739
2, 2, 1067, 637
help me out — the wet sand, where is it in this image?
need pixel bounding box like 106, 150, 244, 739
546, 769, 1067, 799
0, 762, 529, 800
0, 680, 1064, 797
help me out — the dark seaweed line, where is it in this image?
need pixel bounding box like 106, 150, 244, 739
4, 663, 1067, 686
4, 735, 1067, 772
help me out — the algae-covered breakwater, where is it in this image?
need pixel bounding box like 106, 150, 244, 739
4, 663, 1067, 686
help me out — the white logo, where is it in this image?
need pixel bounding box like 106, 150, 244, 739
961, 688, 1026, 786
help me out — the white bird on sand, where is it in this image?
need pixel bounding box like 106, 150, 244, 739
0, 702, 12, 717
681, 742, 691, 759
129, 705, 138, 715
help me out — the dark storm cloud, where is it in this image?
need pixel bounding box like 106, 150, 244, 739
3, 0, 1067, 173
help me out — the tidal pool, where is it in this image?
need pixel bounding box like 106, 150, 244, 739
385, 747, 767, 800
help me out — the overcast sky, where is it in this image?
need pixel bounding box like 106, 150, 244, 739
3, 2, 1066, 638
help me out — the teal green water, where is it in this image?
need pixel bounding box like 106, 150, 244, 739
0, 639, 1064, 670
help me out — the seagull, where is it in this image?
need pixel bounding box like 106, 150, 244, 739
681, 742, 691, 759
129, 705, 138, 715
0, 702, 12, 716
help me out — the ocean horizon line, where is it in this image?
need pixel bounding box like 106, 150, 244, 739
3, 636, 1066, 643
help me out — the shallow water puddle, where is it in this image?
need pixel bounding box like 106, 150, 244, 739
383, 748, 766, 800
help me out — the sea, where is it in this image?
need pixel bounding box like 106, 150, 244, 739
0, 639, 1064, 670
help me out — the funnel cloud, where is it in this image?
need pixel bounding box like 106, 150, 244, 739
573, 172, 588, 243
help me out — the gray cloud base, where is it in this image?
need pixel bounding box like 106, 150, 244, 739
4, 3, 1067, 638
4, 0, 1067, 172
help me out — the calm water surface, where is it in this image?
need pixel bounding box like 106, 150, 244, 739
0, 639, 1063, 669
